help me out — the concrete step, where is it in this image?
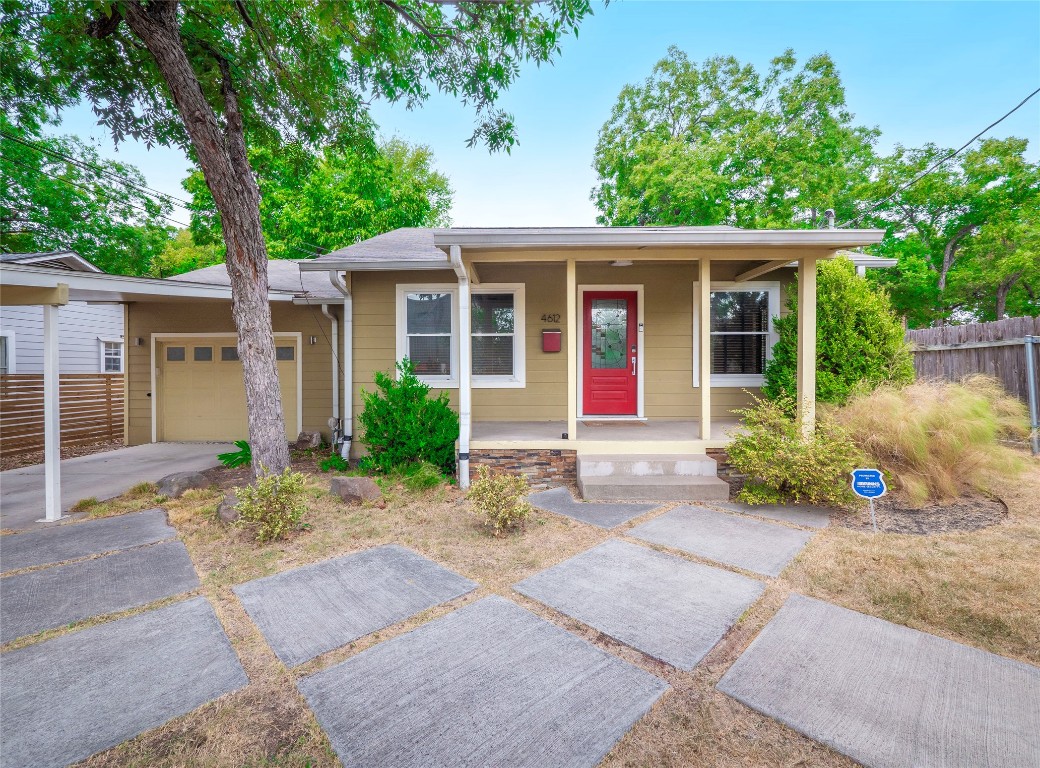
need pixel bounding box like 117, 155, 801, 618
578, 475, 731, 502
577, 453, 719, 479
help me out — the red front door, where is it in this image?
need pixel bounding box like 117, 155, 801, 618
583, 291, 638, 415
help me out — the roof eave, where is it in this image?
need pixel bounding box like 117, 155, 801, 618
431, 228, 886, 249
299, 258, 452, 272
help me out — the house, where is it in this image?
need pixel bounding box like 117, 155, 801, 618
0, 225, 889, 519
0, 252, 124, 375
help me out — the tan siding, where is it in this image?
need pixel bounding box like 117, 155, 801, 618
126, 300, 335, 445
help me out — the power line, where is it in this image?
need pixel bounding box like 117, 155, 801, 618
1, 153, 324, 261
842, 86, 1040, 227
0, 130, 193, 209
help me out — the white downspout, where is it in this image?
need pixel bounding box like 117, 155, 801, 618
320, 302, 339, 431
329, 271, 353, 459
450, 245, 471, 489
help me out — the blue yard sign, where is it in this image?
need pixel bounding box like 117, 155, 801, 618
851, 468, 886, 531
851, 468, 887, 499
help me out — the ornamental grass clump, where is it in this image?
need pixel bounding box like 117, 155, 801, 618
832, 375, 1029, 506
234, 467, 308, 543
728, 394, 863, 507
467, 465, 533, 536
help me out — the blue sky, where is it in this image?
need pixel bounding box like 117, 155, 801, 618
60, 1, 1040, 228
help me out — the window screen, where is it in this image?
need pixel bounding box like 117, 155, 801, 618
471, 293, 515, 376
709, 290, 770, 375
166, 346, 185, 362
193, 346, 213, 362
405, 293, 453, 376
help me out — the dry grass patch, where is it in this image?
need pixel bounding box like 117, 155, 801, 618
68, 482, 163, 518
783, 460, 1040, 665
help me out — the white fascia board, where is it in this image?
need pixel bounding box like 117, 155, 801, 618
0, 264, 297, 302
430, 228, 886, 249
298, 259, 451, 272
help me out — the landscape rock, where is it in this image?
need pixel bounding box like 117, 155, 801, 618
156, 471, 210, 499
331, 476, 382, 505
217, 493, 240, 524
295, 431, 323, 450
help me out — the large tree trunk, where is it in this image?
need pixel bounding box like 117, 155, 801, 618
120, 1, 290, 475
995, 270, 1024, 320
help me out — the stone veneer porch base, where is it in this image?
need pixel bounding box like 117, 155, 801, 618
467, 449, 577, 489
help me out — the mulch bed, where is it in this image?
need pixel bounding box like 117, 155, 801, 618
0, 439, 126, 472
838, 492, 1008, 535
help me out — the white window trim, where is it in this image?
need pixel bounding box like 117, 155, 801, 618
98, 337, 124, 374
395, 283, 526, 389
472, 283, 526, 389
692, 281, 780, 387
0, 331, 15, 374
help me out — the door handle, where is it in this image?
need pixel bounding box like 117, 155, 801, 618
631, 355, 637, 376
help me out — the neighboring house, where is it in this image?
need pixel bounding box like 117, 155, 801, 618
1, 226, 891, 510
0, 252, 125, 375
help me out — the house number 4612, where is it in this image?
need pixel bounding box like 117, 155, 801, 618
540, 313, 561, 323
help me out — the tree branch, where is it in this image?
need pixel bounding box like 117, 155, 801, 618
938, 223, 975, 292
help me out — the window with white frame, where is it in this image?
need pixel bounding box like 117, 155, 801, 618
396, 284, 525, 387
100, 339, 123, 373
0, 334, 11, 374
693, 282, 780, 386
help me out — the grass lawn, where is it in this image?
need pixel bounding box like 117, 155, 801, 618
17, 453, 1035, 767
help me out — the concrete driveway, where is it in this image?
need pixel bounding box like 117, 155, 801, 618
0, 443, 232, 531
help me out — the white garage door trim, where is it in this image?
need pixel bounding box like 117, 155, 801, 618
150, 332, 303, 443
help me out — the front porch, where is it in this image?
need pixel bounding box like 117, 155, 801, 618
471, 418, 741, 454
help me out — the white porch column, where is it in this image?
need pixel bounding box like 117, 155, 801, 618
699, 258, 712, 440
797, 256, 818, 436
42, 303, 62, 521
451, 246, 472, 488
566, 259, 577, 441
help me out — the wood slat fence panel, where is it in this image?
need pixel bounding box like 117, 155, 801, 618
0, 374, 124, 458
906, 317, 1040, 402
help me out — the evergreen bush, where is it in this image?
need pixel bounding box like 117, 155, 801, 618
467, 466, 533, 536
234, 467, 307, 542
728, 395, 863, 506
764, 257, 914, 407
358, 359, 460, 475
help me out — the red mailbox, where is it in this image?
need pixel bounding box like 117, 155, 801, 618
542, 329, 562, 353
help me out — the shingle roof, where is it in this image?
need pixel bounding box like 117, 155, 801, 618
0, 251, 102, 272
309, 228, 448, 265
172, 259, 343, 299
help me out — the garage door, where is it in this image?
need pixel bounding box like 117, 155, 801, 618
158, 338, 299, 442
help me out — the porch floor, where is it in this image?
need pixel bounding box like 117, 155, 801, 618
471, 419, 740, 443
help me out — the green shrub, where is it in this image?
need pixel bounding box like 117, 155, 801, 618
728, 394, 863, 507
764, 257, 915, 407
467, 465, 533, 536
217, 440, 252, 469
359, 359, 460, 475
234, 467, 307, 543
400, 461, 448, 492
319, 453, 349, 473
832, 375, 1029, 505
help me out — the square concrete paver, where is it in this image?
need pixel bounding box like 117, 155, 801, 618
528, 486, 658, 528
709, 501, 831, 529
718, 594, 1040, 768
297, 596, 668, 768
234, 545, 477, 666
0, 541, 199, 643
1, 596, 248, 768
514, 539, 764, 669
0, 508, 175, 573
629, 505, 813, 577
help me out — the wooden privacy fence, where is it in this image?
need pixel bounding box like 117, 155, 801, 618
0, 373, 124, 458
906, 316, 1040, 402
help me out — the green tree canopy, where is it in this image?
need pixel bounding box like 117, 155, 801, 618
3, 0, 594, 474
863, 138, 1040, 326
592, 47, 878, 228
0, 116, 172, 274
764, 257, 914, 406
182, 138, 452, 262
